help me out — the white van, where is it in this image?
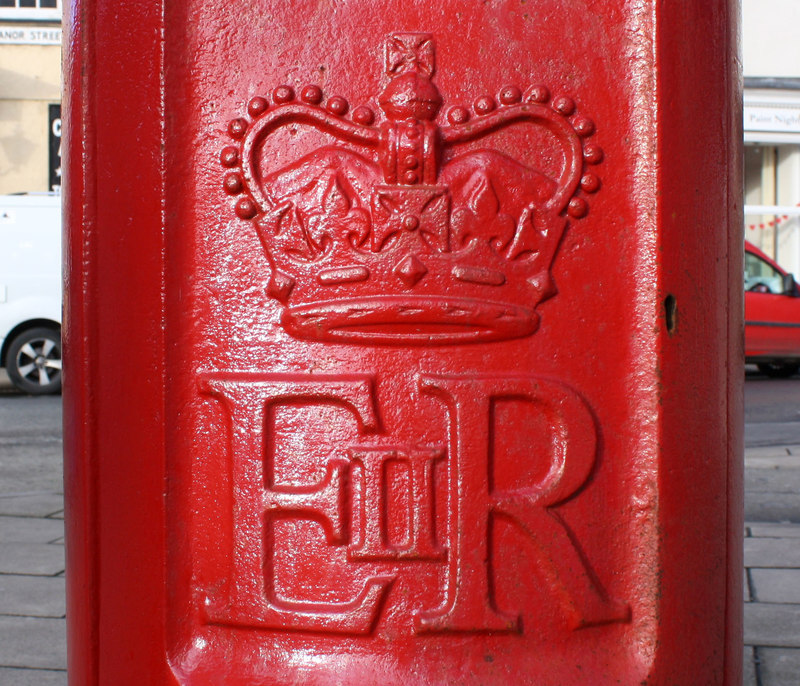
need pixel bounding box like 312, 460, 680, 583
0, 193, 61, 394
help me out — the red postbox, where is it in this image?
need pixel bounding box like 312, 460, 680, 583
63, 2, 743, 684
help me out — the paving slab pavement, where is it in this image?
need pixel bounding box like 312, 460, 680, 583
0, 378, 67, 684
750, 568, 800, 604
0, 615, 67, 671
744, 517, 800, 686
0, 574, 66, 617
744, 535, 800, 568
744, 601, 800, 647
0, 668, 67, 686
744, 442, 800, 524
758, 648, 800, 685
0, 492, 64, 518
0, 507, 67, 684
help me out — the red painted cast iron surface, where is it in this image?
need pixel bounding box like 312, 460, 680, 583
63, 1, 743, 683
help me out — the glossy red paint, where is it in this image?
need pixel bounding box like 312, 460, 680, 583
63, 2, 742, 684
744, 240, 800, 375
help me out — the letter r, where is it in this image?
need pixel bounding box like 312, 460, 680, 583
416, 374, 629, 633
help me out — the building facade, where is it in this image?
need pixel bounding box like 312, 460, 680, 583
0, 0, 61, 195
743, 0, 800, 275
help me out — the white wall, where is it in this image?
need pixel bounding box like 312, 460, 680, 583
743, 0, 800, 77
0, 42, 60, 194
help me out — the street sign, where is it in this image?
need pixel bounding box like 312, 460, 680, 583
48, 104, 61, 194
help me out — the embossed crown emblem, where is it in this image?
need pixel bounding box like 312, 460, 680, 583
220, 33, 602, 345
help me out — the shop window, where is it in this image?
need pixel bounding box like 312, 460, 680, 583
744, 143, 800, 270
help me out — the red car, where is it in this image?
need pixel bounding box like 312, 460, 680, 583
745, 240, 800, 377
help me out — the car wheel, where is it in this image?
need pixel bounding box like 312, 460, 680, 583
757, 362, 800, 379
5, 327, 62, 395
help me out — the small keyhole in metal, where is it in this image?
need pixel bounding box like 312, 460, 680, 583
664, 294, 677, 334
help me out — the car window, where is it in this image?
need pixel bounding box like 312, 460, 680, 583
745, 251, 784, 294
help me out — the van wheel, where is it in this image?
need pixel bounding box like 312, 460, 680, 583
757, 362, 800, 379
5, 327, 62, 395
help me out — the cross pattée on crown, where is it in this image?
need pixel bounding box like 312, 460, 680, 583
385, 32, 435, 77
